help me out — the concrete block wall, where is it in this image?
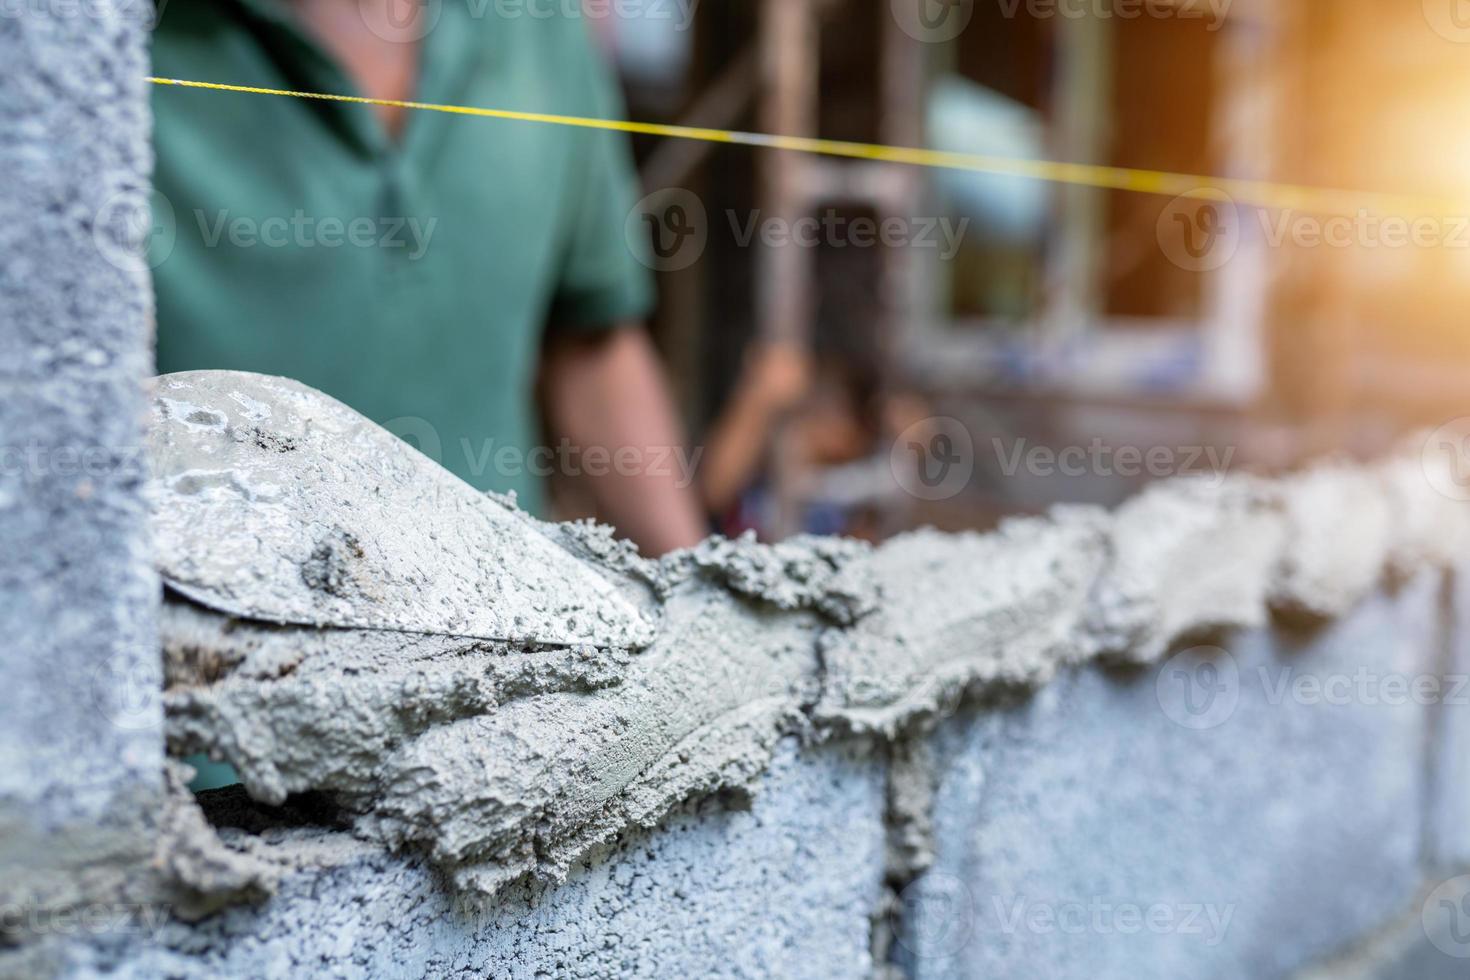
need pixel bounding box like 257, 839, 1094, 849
54, 569, 1469, 980
71, 743, 888, 979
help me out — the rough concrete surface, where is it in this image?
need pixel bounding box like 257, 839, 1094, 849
62, 740, 887, 980
1427, 567, 1470, 871
88, 568, 1464, 980
8, 364, 1467, 977
0, 2, 163, 972
1292, 873, 1470, 980
901, 575, 1439, 979
143, 372, 1470, 914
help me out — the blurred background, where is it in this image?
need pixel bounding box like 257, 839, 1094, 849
580, 0, 1470, 542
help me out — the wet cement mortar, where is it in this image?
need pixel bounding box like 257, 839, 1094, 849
58, 371, 1470, 971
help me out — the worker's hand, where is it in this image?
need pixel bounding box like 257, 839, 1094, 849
744, 341, 812, 413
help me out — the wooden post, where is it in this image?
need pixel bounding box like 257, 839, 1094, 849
758, 0, 818, 538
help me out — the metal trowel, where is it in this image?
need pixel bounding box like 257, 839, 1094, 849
147, 371, 654, 649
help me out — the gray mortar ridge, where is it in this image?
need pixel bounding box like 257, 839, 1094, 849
139, 370, 1470, 916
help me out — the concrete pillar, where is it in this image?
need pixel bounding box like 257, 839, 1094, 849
0, 0, 161, 953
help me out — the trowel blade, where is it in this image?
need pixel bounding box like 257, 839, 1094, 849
147, 371, 654, 649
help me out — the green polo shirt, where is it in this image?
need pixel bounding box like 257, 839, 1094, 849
150, 0, 654, 514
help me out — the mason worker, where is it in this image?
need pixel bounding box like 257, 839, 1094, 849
150, 0, 706, 556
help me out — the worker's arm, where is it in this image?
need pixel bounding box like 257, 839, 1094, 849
541, 325, 707, 556
699, 341, 811, 515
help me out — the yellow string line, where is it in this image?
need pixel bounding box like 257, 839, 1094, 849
149, 77, 1461, 218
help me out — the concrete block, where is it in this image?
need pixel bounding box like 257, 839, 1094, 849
1427, 567, 1470, 871
900, 574, 1440, 979
84, 739, 886, 979
0, 2, 161, 963
1295, 874, 1470, 979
